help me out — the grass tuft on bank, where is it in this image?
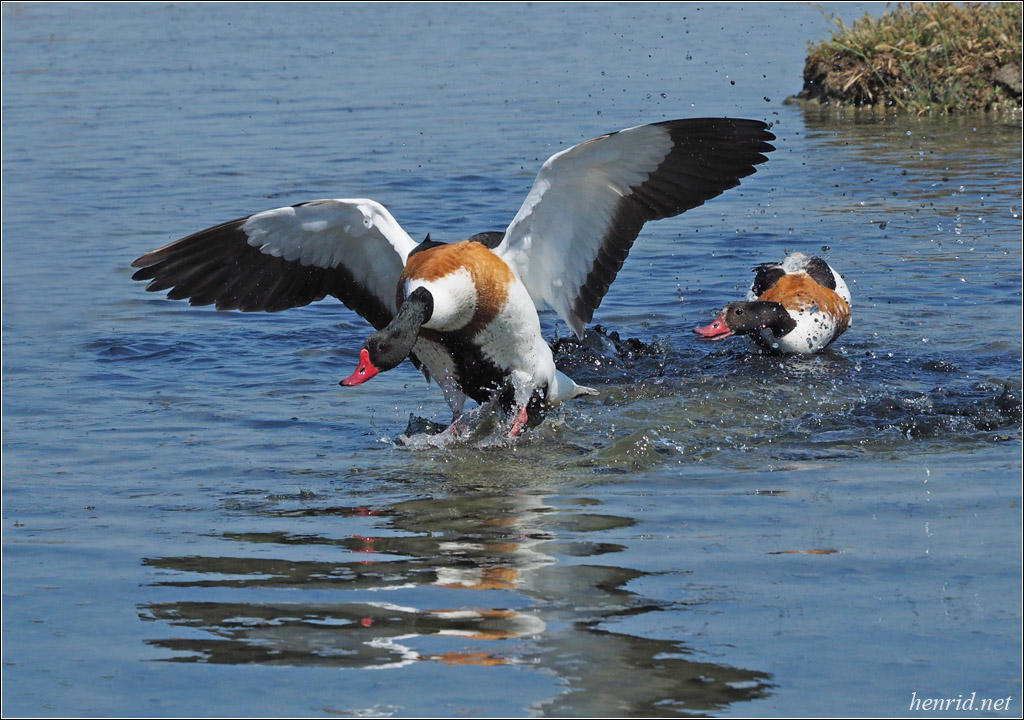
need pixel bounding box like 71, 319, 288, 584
798, 2, 1022, 115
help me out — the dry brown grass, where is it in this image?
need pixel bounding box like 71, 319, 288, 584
798, 2, 1022, 114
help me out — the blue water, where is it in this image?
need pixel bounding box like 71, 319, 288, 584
3, 2, 1021, 717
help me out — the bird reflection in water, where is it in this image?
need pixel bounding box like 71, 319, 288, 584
140, 493, 771, 714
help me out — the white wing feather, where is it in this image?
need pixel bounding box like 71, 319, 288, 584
242, 198, 419, 316
496, 124, 674, 335
132, 197, 420, 325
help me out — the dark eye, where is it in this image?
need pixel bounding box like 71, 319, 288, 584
735, 308, 744, 316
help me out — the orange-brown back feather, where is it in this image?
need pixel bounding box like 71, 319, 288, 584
758, 274, 851, 332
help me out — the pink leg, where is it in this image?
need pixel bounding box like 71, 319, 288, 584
443, 411, 465, 439
509, 407, 530, 437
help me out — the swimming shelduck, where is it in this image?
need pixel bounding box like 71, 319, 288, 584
132, 118, 775, 434
693, 252, 851, 354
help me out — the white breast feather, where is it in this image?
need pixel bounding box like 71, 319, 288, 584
409, 269, 478, 332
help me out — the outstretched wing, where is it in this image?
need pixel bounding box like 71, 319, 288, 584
131, 198, 419, 330
494, 118, 776, 337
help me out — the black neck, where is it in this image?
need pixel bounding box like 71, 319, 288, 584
366, 287, 434, 372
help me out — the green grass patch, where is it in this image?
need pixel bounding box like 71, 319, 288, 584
798, 2, 1022, 114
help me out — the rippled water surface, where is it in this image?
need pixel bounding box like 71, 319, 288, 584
3, 3, 1021, 717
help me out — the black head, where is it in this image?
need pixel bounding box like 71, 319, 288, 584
341, 287, 434, 386
694, 301, 796, 340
